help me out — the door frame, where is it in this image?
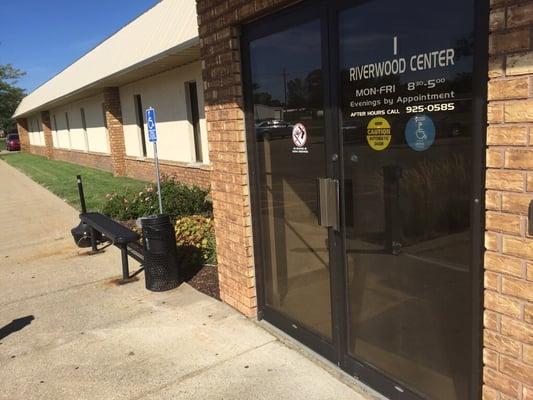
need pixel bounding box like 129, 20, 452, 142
241, 0, 340, 363
330, 1, 489, 399
241, 1, 488, 398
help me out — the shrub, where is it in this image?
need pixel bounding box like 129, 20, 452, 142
101, 191, 139, 221
102, 175, 212, 221
174, 215, 217, 266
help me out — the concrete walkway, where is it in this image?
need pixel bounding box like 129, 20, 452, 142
0, 160, 372, 400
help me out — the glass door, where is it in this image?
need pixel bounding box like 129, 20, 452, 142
244, 0, 484, 398
244, 5, 337, 357
338, 1, 478, 399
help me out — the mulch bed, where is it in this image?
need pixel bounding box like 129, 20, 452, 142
183, 264, 220, 300
119, 219, 220, 300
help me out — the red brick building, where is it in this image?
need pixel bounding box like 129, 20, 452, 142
196, 0, 533, 399
15, 0, 533, 399
15, 1, 211, 188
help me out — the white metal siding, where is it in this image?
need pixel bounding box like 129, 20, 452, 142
120, 61, 208, 164
50, 94, 109, 153
14, 0, 198, 118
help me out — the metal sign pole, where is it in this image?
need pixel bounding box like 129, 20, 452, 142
153, 141, 163, 215
146, 106, 163, 215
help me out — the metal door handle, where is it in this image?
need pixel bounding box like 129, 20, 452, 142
317, 178, 340, 231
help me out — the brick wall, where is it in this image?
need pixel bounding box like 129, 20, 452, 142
29, 145, 47, 157
197, 0, 298, 317
53, 148, 113, 172
16, 118, 29, 152
103, 87, 127, 177
197, 0, 533, 395
484, 1, 533, 399
40, 111, 54, 160
125, 158, 211, 188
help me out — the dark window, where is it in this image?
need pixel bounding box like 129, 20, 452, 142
65, 112, 70, 132
80, 108, 89, 151
80, 108, 87, 132
101, 104, 107, 130
185, 81, 202, 162
134, 94, 147, 157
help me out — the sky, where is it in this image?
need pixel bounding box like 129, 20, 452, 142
0, 0, 158, 93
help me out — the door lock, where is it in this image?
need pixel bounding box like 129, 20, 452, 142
317, 178, 340, 231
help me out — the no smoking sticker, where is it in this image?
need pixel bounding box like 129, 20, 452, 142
366, 117, 392, 151
292, 123, 308, 154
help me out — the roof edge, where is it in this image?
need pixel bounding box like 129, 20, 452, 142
13, 36, 200, 119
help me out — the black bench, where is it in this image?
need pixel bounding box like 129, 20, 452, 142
80, 212, 142, 281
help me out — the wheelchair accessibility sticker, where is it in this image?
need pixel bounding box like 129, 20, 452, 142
405, 114, 435, 151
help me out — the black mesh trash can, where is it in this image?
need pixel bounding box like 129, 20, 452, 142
141, 214, 180, 291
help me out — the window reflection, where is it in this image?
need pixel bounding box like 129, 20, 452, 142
250, 19, 332, 339
340, 1, 475, 399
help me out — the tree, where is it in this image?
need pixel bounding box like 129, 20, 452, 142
0, 64, 25, 132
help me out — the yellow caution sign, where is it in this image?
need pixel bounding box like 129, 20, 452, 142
366, 117, 391, 151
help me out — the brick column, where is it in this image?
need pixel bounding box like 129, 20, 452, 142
16, 118, 29, 152
197, 0, 296, 317
41, 111, 54, 159
103, 87, 126, 176
483, 2, 533, 399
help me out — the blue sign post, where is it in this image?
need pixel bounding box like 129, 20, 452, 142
145, 107, 163, 214
146, 107, 157, 143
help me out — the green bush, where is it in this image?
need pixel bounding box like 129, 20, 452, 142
174, 215, 217, 266
101, 191, 138, 221
102, 175, 212, 221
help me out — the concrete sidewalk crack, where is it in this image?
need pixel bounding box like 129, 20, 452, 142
0, 277, 111, 307
127, 339, 278, 400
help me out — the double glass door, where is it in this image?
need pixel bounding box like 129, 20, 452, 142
244, 1, 484, 399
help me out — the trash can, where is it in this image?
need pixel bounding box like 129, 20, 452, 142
71, 221, 103, 248
141, 214, 180, 291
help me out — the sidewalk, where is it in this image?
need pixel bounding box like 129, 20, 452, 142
0, 160, 372, 400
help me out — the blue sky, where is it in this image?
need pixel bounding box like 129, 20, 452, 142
0, 0, 158, 93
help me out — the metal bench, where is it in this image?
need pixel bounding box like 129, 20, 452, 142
80, 212, 142, 281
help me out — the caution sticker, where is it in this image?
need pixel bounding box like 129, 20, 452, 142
366, 117, 391, 151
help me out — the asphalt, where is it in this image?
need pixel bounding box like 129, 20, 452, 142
0, 159, 374, 400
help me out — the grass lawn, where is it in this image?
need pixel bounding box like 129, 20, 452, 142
0, 153, 147, 212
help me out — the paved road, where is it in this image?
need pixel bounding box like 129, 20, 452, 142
0, 160, 374, 400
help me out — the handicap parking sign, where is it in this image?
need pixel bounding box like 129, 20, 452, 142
146, 107, 157, 143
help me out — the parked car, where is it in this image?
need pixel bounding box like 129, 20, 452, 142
255, 119, 293, 140
5, 133, 20, 151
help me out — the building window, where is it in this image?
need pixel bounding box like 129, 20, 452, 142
134, 94, 147, 157
102, 103, 110, 152
102, 104, 108, 131
65, 112, 72, 149
52, 115, 58, 148
185, 81, 202, 162
28, 119, 34, 144
80, 108, 89, 151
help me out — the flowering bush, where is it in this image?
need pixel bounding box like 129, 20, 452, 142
102, 175, 212, 221
174, 215, 216, 266
102, 191, 138, 221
